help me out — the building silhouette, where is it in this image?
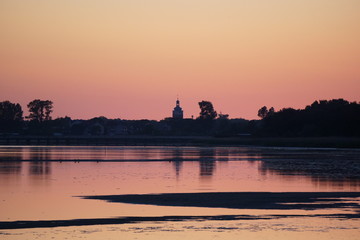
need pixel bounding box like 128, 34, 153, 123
172, 98, 184, 119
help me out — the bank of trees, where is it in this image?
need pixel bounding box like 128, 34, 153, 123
0, 99, 54, 134
1, 98, 359, 137
256, 99, 360, 137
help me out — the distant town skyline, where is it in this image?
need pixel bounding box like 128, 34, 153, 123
1, 0, 359, 120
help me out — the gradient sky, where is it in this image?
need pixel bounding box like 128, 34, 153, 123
1, 0, 359, 120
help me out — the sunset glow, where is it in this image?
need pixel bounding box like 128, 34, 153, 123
1, 0, 359, 120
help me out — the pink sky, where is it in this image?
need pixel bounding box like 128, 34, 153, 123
1, 0, 359, 120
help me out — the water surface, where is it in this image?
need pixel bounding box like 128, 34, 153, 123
0, 146, 359, 239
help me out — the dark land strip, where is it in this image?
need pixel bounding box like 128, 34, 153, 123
1, 136, 360, 148
1, 192, 359, 230
1, 213, 360, 230
83, 192, 360, 210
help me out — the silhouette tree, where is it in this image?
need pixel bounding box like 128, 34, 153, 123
0, 101, 23, 133
0, 101, 23, 121
198, 101, 217, 120
257, 106, 268, 119
268, 107, 275, 116
27, 99, 53, 122
258, 106, 275, 119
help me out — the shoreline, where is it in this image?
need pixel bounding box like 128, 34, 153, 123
1, 191, 360, 230
83, 192, 360, 210
0, 136, 360, 148
1, 213, 359, 230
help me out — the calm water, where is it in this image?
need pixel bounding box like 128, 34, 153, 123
0, 146, 359, 239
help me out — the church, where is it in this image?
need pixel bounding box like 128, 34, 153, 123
172, 98, 183, 119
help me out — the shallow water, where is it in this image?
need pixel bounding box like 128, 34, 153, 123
0, 146, 359, 239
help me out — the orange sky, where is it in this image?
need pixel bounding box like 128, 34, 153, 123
0, 0, 359, 120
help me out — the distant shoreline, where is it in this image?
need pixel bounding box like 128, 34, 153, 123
0, 136, 360, 148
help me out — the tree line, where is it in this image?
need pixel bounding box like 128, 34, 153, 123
0, 98, 359, 137
256, 99, 360, 137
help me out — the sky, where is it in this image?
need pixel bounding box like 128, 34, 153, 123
0, 0, 359, 120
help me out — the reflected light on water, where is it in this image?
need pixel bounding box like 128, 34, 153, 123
0, 146, 359, 239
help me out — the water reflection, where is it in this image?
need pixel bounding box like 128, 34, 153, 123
311, 178, 360, 191
198, 148, 216, 179
0, 146, 266, 161
29, 162, 51, 176
1, 146, 360, 224
172, 161, 182, 177
169, 148, 218, 179
259, 158, 360, 189
0, 161, 22, 174
0, 146, 359, 189
170, 149, 183, 177
29, 147, 51, 161
0, 147, 23, 178
199, 160, 215, 178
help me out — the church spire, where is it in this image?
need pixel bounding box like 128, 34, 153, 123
172, 98, 183, 119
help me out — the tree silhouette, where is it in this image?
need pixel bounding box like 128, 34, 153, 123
27, 99, 53, 122
257, 106, 268, 119
258, 106, 275, 119
0, 101, 23, 133
0, 101, 23, 121
257, 99, 360, 137
198, 101, 217, 120
268, 107, 275, 116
